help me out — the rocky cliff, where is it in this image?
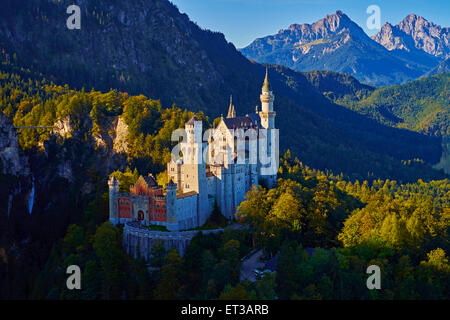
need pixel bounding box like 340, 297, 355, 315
373, 14, 449, 60
0, 114, 29, 176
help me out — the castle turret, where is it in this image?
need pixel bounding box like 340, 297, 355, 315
165, 179, 178, 231
184, 116, 203, 164
226, 95, 236, 118
108, 176, 119, 225
259, 68, 276, 129
258, 68, 278, 188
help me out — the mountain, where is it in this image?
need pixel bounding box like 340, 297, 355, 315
240, 11, 440, 86
373, 14, 449, 59
424, 58, 450, 76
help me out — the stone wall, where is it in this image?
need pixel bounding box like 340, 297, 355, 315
123, 222, 223, 259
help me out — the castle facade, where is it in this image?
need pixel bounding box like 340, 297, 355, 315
109, 70, 278, 231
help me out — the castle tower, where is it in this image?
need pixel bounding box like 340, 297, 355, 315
108, 176, 119, 225
226, 95, 236, 118
184, 116, 203, 164
165, 179, 178, 231
258, 68, 278, 188
182, 116, 209, 227
259, 68, 276, 129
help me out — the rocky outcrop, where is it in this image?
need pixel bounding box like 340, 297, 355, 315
0, 114, 32, 219
0, 113, 29, 176
53, 116, 76, 139
373, 14, 449, 59
372, 22, 416, 52
112, 117, 129, 154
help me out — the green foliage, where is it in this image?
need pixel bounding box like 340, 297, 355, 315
349, 73, 450, 137
219, 283, 251, 300
32, 221, 153, 300
236, 151, 450, 299
153, 248, 184, 300
110, 167, 139, 193
0, 70, 209, 175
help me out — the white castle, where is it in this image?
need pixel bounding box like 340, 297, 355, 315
109, 70, 278, 231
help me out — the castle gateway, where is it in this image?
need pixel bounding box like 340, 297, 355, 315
109, 70, 278, 231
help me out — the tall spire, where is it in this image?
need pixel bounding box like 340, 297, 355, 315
226, 95, 236, 118
262, 67, 271, 92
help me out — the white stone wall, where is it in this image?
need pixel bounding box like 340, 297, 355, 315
175, 194, 198, 230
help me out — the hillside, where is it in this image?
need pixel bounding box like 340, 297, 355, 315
333, 73, 449, 137
306, 72, 450, 173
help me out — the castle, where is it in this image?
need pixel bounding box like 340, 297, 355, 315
109, 70, 278, 231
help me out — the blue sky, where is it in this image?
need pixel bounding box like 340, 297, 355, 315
169, 0, 450, 48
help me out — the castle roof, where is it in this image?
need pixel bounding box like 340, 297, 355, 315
166, 179, 177, 188
262, 67, 271, 92
186, 115, 198, 125
247, 113, 261, 125
226, 95, 236, 118
143, 175, 157, 188
223, 116, 255, 129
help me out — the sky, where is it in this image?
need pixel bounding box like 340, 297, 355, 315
169, 0, 450, 48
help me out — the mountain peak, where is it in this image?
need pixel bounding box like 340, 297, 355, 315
374, 13, 449, 59
282, 10, 357, 35
402, 13, 428, 23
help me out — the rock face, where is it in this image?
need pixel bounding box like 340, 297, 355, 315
240, 11, 438, 86
0, 114, 29, 176
112, 117, 129, 154
53, 116, 73, 139
0, 114, 32, 219
372, 23, 416, 52
373, 14, 449, 59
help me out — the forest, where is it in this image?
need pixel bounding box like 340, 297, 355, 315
0, 66, 449, 300
25, 152, 450, 300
